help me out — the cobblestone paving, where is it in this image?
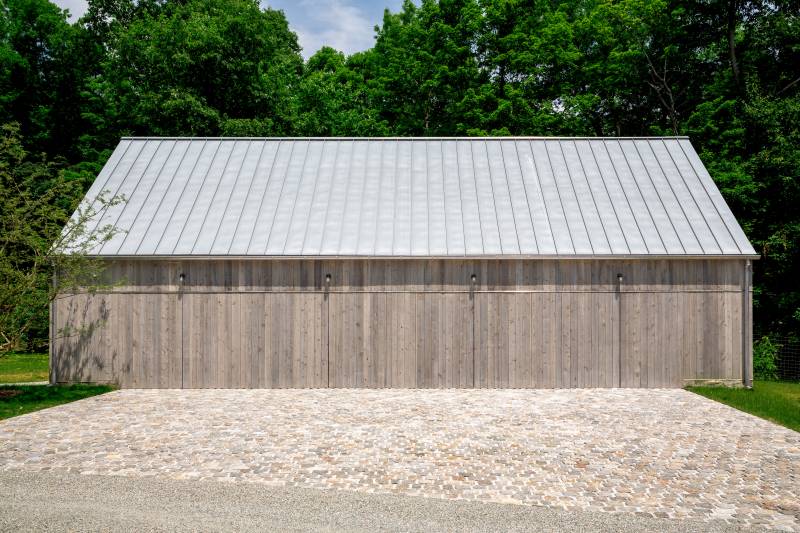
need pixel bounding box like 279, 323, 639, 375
1, 389, 798, 531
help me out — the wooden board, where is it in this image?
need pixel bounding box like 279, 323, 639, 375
182, 293, 327, 388
328, 292, 472, 388
52, 259, 750, 388
474, 292, 617, 388
53, 292, 181, 388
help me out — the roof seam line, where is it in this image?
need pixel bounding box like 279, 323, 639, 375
389, 141, 399, 256
209, 140, 255, 253
599, 140, 648, 254
150, 140, 209, 254
169, 141, 224, 255
408, 142, 415, 255
105, 140, 173, 254
243, 141, 282, 254
315, 140, 342, 255
353, 141, 372, 254
371, 141, 386, 255
558, 140, 600, 254
511, 141, 539, 254
437, 141, 451, 256
262, 141, 297, 254
81, 139, 135, 239
497, 141, 524, 254
572, 140, 612, 254
631, 140, 687, 254
467, 141, 486, 255
86, 140, 146, 246
586, 141, 630, 254
543, 141, 576, 254
424, 141, 431, 255
659, 139, 722, 254
186, 141, 239, 255
557, 140, 594, 255
225, 140, 269, 254
643, 140, 705, 253
334, 140, 357, 254
675, 140, 743, 254
451, 141, 468, 256
528, 140, 557, 254
279, 140, 314, 254
483, 140, 506, 254
131, 140, 193, 255
616, 140, 666, 253
298, 141, 329, 255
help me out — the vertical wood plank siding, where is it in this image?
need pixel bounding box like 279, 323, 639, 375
52, 259, 749, 388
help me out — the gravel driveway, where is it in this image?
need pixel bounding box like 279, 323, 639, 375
0, 389, 798, 531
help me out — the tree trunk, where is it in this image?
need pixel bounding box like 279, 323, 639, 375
727, 0, 742, 90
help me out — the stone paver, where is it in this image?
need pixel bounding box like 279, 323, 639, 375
0, 389, 798, 531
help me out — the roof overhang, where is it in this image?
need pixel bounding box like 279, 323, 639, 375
88, 254, 760, 260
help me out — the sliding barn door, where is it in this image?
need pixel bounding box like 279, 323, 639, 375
327, 292, 474, 388
182, 293, 327, 388
53, 292, 183, 388
474, 292, 619, 388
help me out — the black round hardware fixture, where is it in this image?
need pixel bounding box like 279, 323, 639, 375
470, 274, 477, 283
179, 273, 186, 283
325, 274, 332, 284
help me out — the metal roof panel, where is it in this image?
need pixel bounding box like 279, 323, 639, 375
456, 140, 484, 255
227, 140, 279, 254
499, 140, 537, 254
154, 140, 221, 255
73, 137, 757, 258
561, 140, 612, 254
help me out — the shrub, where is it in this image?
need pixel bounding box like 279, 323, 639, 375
753, 336, 780, 381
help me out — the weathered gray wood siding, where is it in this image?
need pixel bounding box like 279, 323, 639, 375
52, 259, 750, 388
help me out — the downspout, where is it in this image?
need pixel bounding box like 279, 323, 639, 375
617, 272, 623, 388
742, 260, 753, 388
50, 265, 57, 385
179, 269, 185, 389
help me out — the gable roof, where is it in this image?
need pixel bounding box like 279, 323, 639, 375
76, 137, 757, 257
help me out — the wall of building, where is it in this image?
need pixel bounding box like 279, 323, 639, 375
51, 259, 751, 388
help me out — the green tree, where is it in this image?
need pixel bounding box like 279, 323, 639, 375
95, 0, 303, 136
360, 0, 487, 135
0, 0, 99, 160
295, 47, 389, 136
0, 123, 123, 354
0, 0, 798, 343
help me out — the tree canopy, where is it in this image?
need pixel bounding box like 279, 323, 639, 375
0, 0, 798, 350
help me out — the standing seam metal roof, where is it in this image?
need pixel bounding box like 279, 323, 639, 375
75, 137, 757, 257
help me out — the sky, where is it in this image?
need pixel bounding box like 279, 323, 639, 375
52, 0, 406, 58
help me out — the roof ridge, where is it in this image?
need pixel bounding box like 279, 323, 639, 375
120, 136, 692, 141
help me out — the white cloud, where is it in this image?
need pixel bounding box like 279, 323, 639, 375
266, 0, 378, 58
52, 0, 383, 58
52, 0, 88, 21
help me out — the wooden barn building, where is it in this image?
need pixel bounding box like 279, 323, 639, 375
53, 137, 757, 388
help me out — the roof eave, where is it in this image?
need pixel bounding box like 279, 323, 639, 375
86, 254, 761, 260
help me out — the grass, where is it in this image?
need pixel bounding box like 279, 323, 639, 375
0, 384, 114, 420
0, 353, 113, 420
688, 380, 800, 432
0, 352, 49, 384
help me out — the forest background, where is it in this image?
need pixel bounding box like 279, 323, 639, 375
1, 0, 797, 352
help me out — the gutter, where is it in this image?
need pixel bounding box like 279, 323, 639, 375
742, 260, 753, 388
85, 254, 762, 261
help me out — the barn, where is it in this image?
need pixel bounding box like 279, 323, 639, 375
52, 137, 757, 389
